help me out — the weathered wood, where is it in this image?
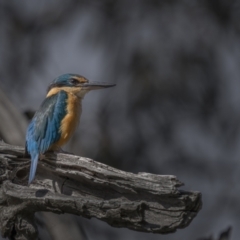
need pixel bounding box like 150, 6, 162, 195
0, 142, 202, 240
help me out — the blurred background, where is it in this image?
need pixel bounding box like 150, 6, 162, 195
0, 0, 239, 239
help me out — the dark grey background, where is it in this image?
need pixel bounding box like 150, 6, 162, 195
0, 1, 239, 240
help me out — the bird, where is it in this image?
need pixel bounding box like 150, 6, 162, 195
26, 73, 115, 184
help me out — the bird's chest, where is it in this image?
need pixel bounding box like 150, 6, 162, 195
58, 94, 82, 146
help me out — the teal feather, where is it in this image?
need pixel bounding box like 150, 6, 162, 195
26, 90, 68, 184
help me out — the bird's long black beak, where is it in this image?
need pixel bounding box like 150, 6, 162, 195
82, 82, 116, 90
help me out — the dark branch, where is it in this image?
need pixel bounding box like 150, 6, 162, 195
197, 226, 232, 240
0, 142, 202, 240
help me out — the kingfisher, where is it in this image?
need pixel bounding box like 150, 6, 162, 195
26, 73, 115, 184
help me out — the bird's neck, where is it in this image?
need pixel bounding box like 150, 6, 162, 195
46, 87, 87, 100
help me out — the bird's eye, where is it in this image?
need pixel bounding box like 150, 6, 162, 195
70, 79, 79, 85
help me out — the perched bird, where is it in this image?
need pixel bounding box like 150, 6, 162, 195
26, 73, 115, 184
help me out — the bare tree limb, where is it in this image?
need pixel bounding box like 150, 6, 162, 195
0, 142, 202, 240
198, 226, 232, 240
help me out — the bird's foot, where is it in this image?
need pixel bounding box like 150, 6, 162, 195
39, 154, 45, 160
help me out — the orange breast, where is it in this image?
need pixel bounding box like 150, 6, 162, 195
53, 92, 82, 148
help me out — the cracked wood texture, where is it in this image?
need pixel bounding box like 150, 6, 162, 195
0, 142, 202, 240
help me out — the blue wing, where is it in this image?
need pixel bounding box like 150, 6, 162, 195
26, 90, 68, 184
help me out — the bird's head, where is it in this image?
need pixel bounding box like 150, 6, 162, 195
47, 73, 115, 98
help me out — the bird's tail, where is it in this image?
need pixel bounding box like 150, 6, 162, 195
28, 153, 39, 185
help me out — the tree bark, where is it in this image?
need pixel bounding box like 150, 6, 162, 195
0, 142, 202, 240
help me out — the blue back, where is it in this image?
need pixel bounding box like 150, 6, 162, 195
26, 90, 68, 183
